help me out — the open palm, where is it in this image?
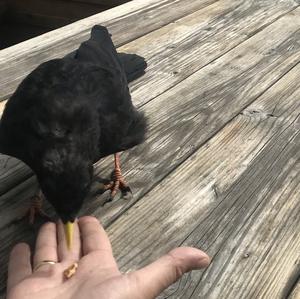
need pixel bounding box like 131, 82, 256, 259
7, 217, 210, 299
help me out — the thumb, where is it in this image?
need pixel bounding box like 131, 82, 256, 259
127, 247, 210, 299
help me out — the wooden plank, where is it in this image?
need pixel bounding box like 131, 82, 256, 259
65, 8, 300, 225
1, 7, 300, 220
289, 281, 300, 299
0, 5, 300, 295
0, 0, 297, 195
1, 0, 297, 110
107, 65, 300, 298
0, 10, 300, 295
0, 155, 31, 195
119, 0, 299, 107
0, 0, 218, 101
0, 2, 299, 299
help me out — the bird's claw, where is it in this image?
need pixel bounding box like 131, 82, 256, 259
101, 153, 133, 205
102, 178, 132, 205
27, 195, 50, 224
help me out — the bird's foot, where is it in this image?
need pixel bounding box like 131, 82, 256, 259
27, 193, 50, 224
102, 153, 132, 204
103, 176, 132, 203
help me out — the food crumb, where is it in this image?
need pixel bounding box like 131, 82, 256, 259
64, 263, 78, 279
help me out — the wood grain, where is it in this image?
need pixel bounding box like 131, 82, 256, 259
0, 0, 218, 101
108, 64, 300, 298
2, 0, 297, 111
0, 2, 299, 297
1, 7, 300, 224
0, 8, 300, 295
0, 0, 298, 199
88, 8, 300, 225
289, 281, 300, 299
120, 0, 299, 107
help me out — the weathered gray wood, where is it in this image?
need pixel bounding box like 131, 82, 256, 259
0, 8, 300, 295
1, 7, 300, 224
0, 0, 218, 101
0, 155, 31, 195
288, 281, 300, 299
2, 0, 297, 111
107, 64, 300, 298
0, 3, 300, 298
0, 0, 298, 202
120, 0, 299, 107
80, 8, 300, 226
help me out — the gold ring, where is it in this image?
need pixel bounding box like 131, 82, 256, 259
34, 260, 57, 271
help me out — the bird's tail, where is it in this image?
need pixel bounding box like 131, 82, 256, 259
73, 25, 123, 72
118, 53, 147, 83
71, 25, 147, 82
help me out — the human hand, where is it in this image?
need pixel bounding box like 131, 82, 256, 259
7, 216, 210, 299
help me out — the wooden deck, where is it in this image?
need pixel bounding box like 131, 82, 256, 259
0, 0, 300, 298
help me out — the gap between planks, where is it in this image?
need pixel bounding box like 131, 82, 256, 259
0, 0, 219, 101
3, 1, 299, 298
0, 0, 298, 110
0, 6, 300, 228
107, 62, 300, 299
94, 7, 300, 227
0, 0, 298, 195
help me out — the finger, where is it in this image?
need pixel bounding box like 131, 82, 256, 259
57, 219, 81, 262
33, 222, 58, 270
127, 247, 210, 298
78, 216, 112, 255
78, 216, 117, 268
7, 243, 32, 291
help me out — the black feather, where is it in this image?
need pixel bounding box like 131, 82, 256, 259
0, 25, 147, 222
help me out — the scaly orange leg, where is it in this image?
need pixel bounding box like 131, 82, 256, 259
103, 153, 132, 202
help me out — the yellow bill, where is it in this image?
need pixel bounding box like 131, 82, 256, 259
64, 221, 74, 250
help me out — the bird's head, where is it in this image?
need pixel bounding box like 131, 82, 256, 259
36, 148, 94, 248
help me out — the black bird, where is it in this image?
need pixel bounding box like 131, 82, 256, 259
0, 25, 147, 248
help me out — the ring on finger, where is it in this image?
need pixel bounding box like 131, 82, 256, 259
34, 260, 57, 271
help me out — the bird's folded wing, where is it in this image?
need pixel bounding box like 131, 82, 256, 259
73, 25, 125, 77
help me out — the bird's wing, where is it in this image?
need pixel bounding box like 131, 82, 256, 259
64, 26, 147, 84
74, 26, 126, 79
71, 25, 130, 103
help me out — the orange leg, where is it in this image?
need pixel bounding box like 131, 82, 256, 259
103, 153, 132, 201
28, 190, 49, 224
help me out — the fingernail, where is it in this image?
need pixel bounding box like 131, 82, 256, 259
200, 256, 211, 267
